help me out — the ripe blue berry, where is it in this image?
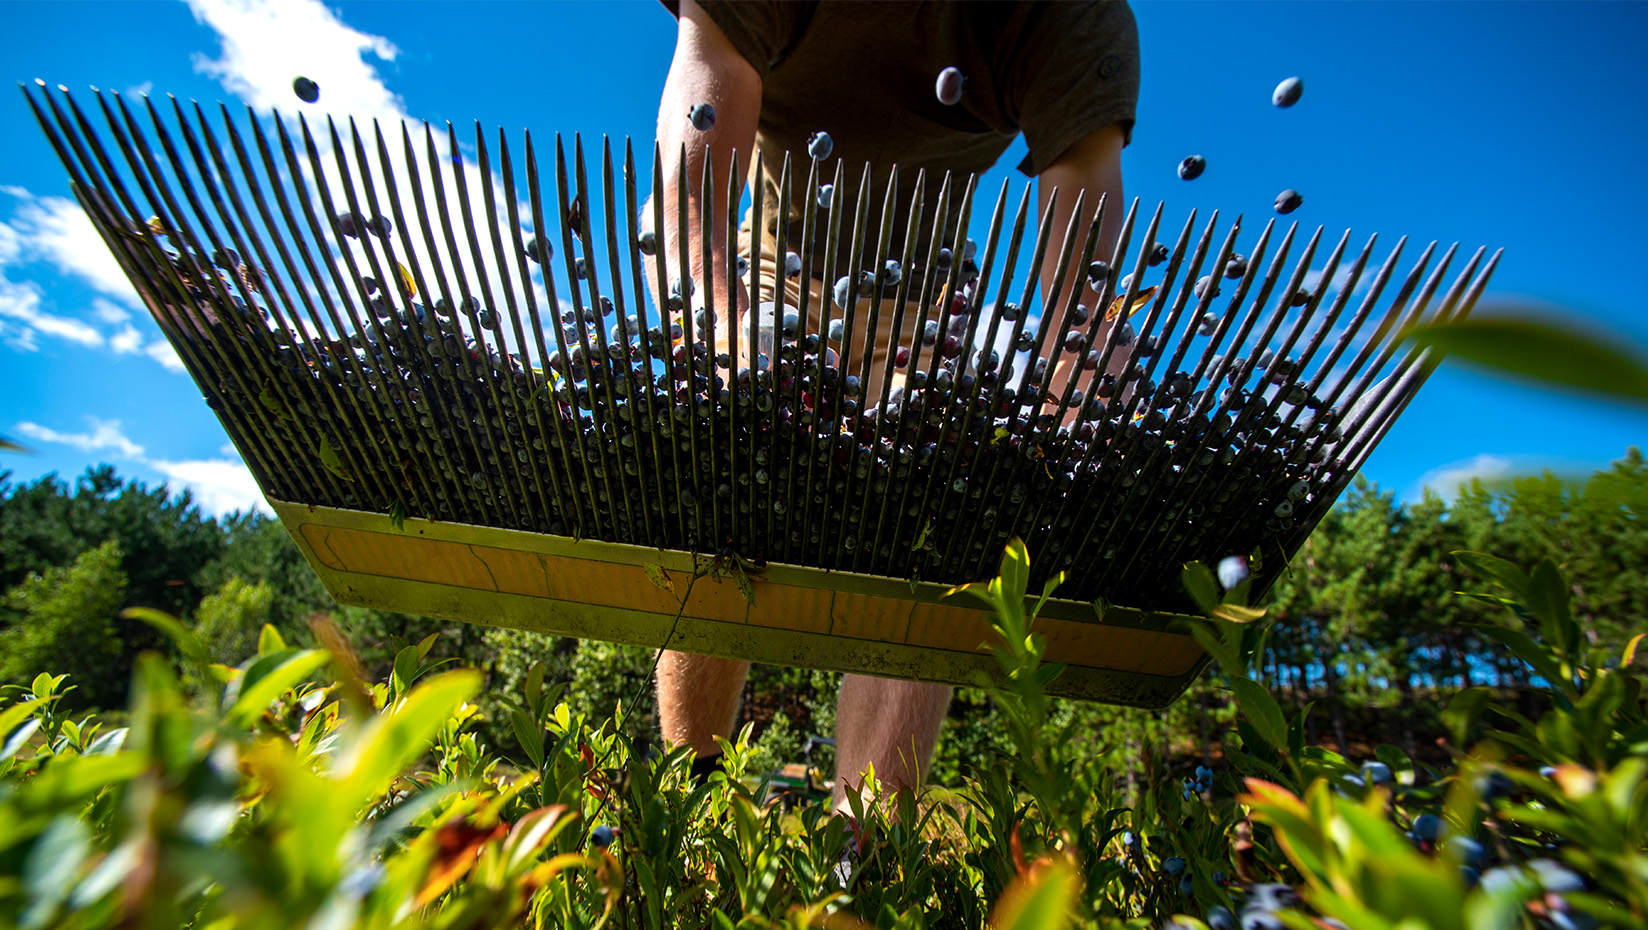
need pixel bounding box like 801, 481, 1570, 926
1149, 242, 1169, 266
1272, 76, 1304, 108
591, 824, 614, 848
922, 320, 940, 346
807, 131, 833, 160
1217, 555, 1248, 589
292, 76, 319, 103
1164, 856, 1186, 876
881, 259, 902, 286
817, 184, 834, 209
784, 251, 802, 277
1088, 260, 1111, 287
527, 235, 552, 263
833, 276, 852, 309
337, 212, 362, 238
1274, 189, 1303, 214
1225, 253, 1248, 279
935, 66, 966, 105
368, 214, 392, 238
688, 103, 716, 131
1361, 761, 1393, 785
636, 231, 656, 255
1410, 813, 1442, 844
574, 257, 589, 280
1178, 155, 1205, 180
1179, 875, 1194, 894
828, 317, 846, 342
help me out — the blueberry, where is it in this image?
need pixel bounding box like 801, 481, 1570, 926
1088, 260, 1111, 287
1164, 856, 1186, 876
1248, 884, 1298, 912
922, 319, 940, 346
935, 247, 953, 270
591, 824, 615, 848
574, 257, 589, 280
1360, 760, 1393, 785
998, 302, 1021, 322
833, 276, 852, 309
881, 259, 902, 287
935, 66, 966, 105
688, 102, 716, 131
1410, 813, 1442, 844
1224, 253, 1248, 279
1272, 76, 1304, 108
637, 231, 656, 255
1198, 312, 1220, 336
1274, 189, 1304, 215
1149, 243, 1169, 266
1178, 154, 1206, 180
817, 184, 835, 210
338, 212, 363, 238
1195, 276, 1219, 300
1449, 836, 1487, 869
1477, 770, 1514, 801
1240, 908, 1285, 930
963, 238, 977, 262
292, 76, 320, 103
894, 346, 910, 368
828, 317, 846, 342
736, 255, 749, 278
368, 214, 392, 238
477, 308, 497, 329
1179, 875, 1194, 894
784, 251, 802, 277
807, 131, 833, 160
527, 235, 553, 264
1529, 859, 1584, 893
1208, 907, 1236, 930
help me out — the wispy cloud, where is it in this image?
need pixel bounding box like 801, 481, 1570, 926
13, 416, 269, 516
1409, 453, 1513, 502
2, 190, 141, 309
146, 339, 188, 373
0, 278, 105, 350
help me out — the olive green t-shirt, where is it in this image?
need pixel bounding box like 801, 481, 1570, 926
659, 0, 1140, 274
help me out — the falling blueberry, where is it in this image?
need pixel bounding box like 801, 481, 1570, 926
574, 257, 589, 280
688, 102, 716, 131
828, 317, 846, 341
1273, 76, 1304, 108
1178, 155, 1206, 180
736, 255, 749, 278
337, 211, 363, 238
817, 184, 834, 209
1149, 242, 1169, 266
935, 66, 966, 105
1224, 253, 1248, 279
637, 231, 656, 255
1088, 260, 1111, 287
292, 76, 320, 104
807, 131, 833, 160
784, 251, 802, 277
1274, 189, 1303, 214
368, 214, 392, 238
1195, 275, 1219, 300
881, 259, 902, 287
832, 275, 852, 309
526, 236, 552, 264
1217, 555, 1248, 589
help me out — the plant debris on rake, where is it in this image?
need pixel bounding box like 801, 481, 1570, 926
23, 82, 1500, 614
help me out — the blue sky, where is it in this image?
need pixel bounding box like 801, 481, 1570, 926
1, 0, 1644, 517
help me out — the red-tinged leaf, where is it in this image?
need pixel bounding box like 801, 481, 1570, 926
1623, 632, 1644, 668
990, 854, 1080, 930
415, 818, 508, 907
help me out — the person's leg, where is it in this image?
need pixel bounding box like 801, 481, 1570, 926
657, 650, 750, 758
833, 674, 953, 813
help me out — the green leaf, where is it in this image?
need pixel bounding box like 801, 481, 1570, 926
1451, 550, 1531, 600
392, 645, 420, 698
339, 669, 483, 806
991, 854, 1077, 930
525, 660, 547, 720
228, 649, 331, 727
1404, 315, 1648, 406
1212, 602, 1268, 624
1443, 687, 1494, 746
259, 384, 296, 421
998, 538, 1031, 606
318, 437, 353, 482
257, 623, 286, 655
1467, 624, 1569, 693
512, 708, 545, 769
0, 699, 45, 744
0, 436, 29, 453
31, 673, 66, 701
1526, 559, 1577, 654
643, 563, 674, 594
122, 607, 212, 672
1230, 676, 1288, 751
1181, 562, 1221, 613
23, 753, 145, 806
1031, 571, 1065, 621
389, 498, 407, 532
732, 565, 754, 608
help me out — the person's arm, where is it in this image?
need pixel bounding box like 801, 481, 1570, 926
1035, 123, 1127, 416
647, 0, 761, 330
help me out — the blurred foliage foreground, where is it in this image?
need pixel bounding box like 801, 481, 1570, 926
0, 539, 1642, 930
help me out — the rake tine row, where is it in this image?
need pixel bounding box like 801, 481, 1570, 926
23, 82, 1499, 611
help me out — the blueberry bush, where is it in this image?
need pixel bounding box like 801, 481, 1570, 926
0, 536, 1641, 929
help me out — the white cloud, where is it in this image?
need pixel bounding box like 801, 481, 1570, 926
109, 324, 145, 354
15, 417, 147, 459
92, 298, 132, 324
149, 457, 271, 515
146, 339, 188, 373
0, 220, 19, 265
0, 278, 105, 349
14, 416, 269, 516
3, 192, 141, 309
125, 81, 153, 98
1410, 453, 1513, 502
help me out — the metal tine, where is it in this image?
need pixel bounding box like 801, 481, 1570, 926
878, 170, 957, 567
1040, 207, 1234, 575
954, 184, 1071, 569
1327, 243, 1458, 462
790, 157, 834, 565
771, 153, 808, 564
732, 149, 755, 550
1051, 203, 1197, 578
413, 122, 522, 531
569, 135, 636, 538
806, 161, 863, 567
863, 171, 940, 569
1116, 224, 1325, 583
895, 174, 980, 574
933, 180, 1026, 572
622, 139, 671, 547
1072, 209, 1217, 590
1031, 191, 1107, 436
1118, 222, 1340, 587
427, 124, 564, 525
841, 166, 904, 572
40, 86, 306, 502
490, 128, 568, 532
596, 137, 656, 546
817, 164, 876, 567
194, 101, 428, 513
802, 159, 848, 567
693, 143, 724, 548
119, 92, 341, 503
851, 168, 928, 574
671, 143, 711, 548
554, 135, 623, 539
327, 114, 461, 517
343, 114, 517, 525
627, 141, 685, 547
1339, 246, 1488, 471
648, 144, 691, 546
1010, 196, 1144, 575
761, 152, 794, 557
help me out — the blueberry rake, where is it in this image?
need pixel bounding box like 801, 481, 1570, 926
23, 81, 1501, 706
